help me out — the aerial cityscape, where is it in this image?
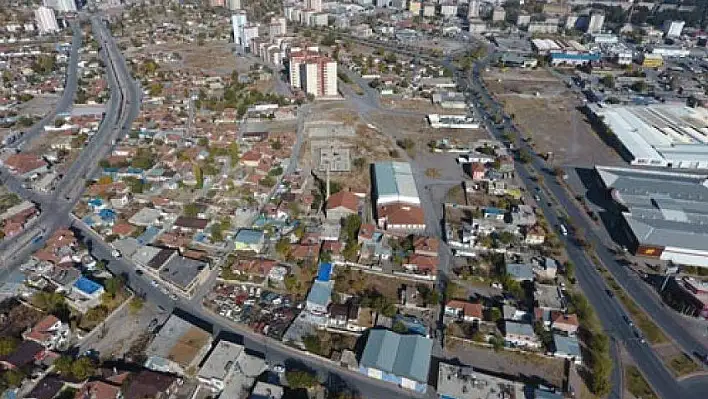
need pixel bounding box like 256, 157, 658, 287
0, 0, 706, 398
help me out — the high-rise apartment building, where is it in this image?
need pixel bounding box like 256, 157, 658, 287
289, 49, 337, 97
226, 0, 241, 10
468, 0, 479, 19
43, 0, 77, 12
269, 17, 287, 37
308, 0, 322, 12
231, 11, 248, 46
35, 6, 59, 34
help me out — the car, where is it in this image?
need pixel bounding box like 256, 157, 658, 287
136, 269, 143, 276
533, 194, 541, 202
111, 249, 121, 258
271, 364, 286, 373
606, 289, 614, 297
150, 280, 158, 287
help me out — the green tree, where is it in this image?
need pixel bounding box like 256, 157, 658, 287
193, 163, 204, 189
32, 291, 66, 313
302, 335, 322, 355
392, 321, 408, 334
286, 370, 319, 389
0, 337, 18, 356
104, 277, 122, 298
228, 142, 240, 163
284, 274, 298, 292
70, 357, 96, 380
2, 369, 24, 387
488, 307, 502, 322
275, 238, 291, 258
184, 202, 199, 218
53, 356, 74, 375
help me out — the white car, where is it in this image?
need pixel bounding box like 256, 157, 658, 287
150, 280, 158, 287
271, 364, 286, 373
111, 249, 121, 258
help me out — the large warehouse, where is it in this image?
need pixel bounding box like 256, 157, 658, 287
372, 161, 420, 206
597, 165, 708, 268
589, 104, 708, 169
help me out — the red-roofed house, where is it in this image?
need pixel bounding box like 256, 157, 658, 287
112, 223, 136, 237
402, 254, 438, 276
358, 223, 376, 244
413, 236, 439, 257
551, 312, 579, 335
444, 300, 483, 323
74, 380, 121, 399
22, 315, 69, 350
240, 150, 261, 167
377, 203, 426, 232
2, 153, 49, 178
326, 191, 360, 221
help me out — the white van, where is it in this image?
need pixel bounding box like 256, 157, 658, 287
559, 224, 568, 236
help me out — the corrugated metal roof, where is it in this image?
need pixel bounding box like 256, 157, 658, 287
360, 330, 432, 383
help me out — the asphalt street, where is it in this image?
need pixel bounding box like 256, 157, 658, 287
466, 55, 708, 398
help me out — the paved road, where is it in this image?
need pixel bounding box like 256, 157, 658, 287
464, 55, 706, 398
71, 217, 434, 399
8, 22, 82, 150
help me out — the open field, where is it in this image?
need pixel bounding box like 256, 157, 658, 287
483, 68, 622, 166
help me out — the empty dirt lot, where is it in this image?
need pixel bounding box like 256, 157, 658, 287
483, 68, 623, 166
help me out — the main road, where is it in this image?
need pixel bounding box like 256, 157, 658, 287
465, 54, 707, 398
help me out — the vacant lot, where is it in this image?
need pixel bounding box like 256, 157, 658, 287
484, 68, 622, 166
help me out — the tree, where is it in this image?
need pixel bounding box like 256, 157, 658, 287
488, 307, 502, 322
600, 75, 615, 89
286, 370, 319, 390
392, 321, 408, 334
71, 357, 96, 380
53, 356, 74, 375
228, 142, 240, 163
32, 291, 66, 313
2, 369, 24, 387
193, 163, 204, 189
303, 335, 322, 355
184, 202, 199, 218
564, 261, 576, 282
275, 238, 291, 258
0, 337, 18, 356
284, 274, 298, 292
104, 277, 122, 299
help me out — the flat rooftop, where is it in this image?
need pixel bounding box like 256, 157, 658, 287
437, 362, 524, 399
159, 255, 208, 290
197, 340, 244, 381
590, 104, 708, 166
597, 166, 708, 251
146, 314, 211, 368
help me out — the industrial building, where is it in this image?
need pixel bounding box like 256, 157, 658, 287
588, 104, 708, 168
372, 161, 420, 206
358, 329, 432, 393
597, 166, 708, 268
35, 6, 59, 34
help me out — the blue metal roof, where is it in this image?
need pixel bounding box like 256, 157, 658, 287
316, 263, 333, 282
549, 52, 601, 61
360, 330, 433, 383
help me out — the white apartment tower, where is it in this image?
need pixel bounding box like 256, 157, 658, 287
226, 0, 241, 10
35, 6, 59, 34
663, 20, 685, 38
308, 0, 322, 12
231, 11, 248, 46
289, 50, 337, 97
468, 0, 480, 19
586, 12, 605, 33
43, 0, 77, 12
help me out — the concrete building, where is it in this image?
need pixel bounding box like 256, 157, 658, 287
210, 0, 225, 7
437, 362, 524, 399
597, 166, 708, 269
288, 49, 337, 97
144, 314, 212, 375
373, 161, 420, 206
226, 0, 241, 10
242, 24, 259, 51
231, 11, 248, 46
588, 104, 708, 168
468, 0, 480, 19
423, 3, 436, 17
197, 340, 244, 392
517, 13, 531, 27
35, 6, 59, 34
43, 0, 76, 12
586, 12, 604, 33
308, 0, 322, 12
409, 0, 421, 15
663, 20, 685, 38
491, 7, 506, 22
358, 330, 432, 393
440, 2, 457, 17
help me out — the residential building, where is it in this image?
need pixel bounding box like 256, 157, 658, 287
308, 0, 322, 12
326, 191, 359, 221
444, 300, 483, 323
22, 315, 69, 351
226, 0, 241, 10
288, 49, 338, 97
551, 312, 579, 335
43, 0, 76, 12
504, 321, 541, 349
552, 334, 582, 364
233, 229, 265, 252
35, 6, 59, 34
232, 11, 248, 46
197, 340, 244, 392
437, 362, 524, 399
491, 7, 506, 22
144, 314, 212, 375
358, 330, 432, 393
663, 20, 685, 38
586, 12, 604, 33
377, 203, 426, 232
250, 382, 284, 399
467, 0, 479, 19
